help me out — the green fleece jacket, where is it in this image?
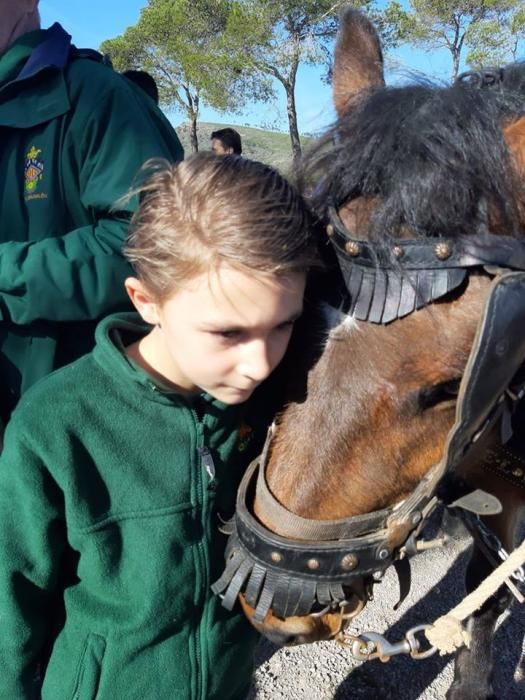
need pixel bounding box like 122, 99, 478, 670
0, 314, 274, 700
0, 24, 183, 418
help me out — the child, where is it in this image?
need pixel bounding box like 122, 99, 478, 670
0, 153, 317, 700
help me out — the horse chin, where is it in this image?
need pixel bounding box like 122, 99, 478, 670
239, 594, 366, 646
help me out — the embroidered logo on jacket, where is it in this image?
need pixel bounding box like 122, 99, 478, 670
237, 423, 253, 452
24, 146, 47, 200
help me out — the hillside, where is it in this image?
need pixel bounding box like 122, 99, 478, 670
174, 121, 313, 172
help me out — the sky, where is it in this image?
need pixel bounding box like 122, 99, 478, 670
39, 0, 454, 136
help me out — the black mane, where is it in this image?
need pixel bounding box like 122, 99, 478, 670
305, 64, 525, 241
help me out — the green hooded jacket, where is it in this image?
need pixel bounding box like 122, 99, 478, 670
0, 24, 184, 418
0, 313, 273, 700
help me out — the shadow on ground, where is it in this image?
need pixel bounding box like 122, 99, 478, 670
334, 548, 524, 699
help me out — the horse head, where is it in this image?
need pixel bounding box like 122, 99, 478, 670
213, 8, 525, 648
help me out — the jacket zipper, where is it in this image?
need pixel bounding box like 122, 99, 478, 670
198, 446, 216, 485
192, 415, 216, 700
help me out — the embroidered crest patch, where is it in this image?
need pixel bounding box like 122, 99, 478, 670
24, 146, 47, 200
237, 423, 253, 452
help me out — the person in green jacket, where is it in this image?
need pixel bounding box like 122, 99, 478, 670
0, 152, 317, 699
0, 1, 184, 421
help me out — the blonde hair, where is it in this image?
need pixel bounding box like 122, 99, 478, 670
124, 153, 317, 300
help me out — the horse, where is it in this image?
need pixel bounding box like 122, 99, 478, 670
213, 9, 525, 699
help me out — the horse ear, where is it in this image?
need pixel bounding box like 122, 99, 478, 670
503, 116, 525, 173
332, 9, 385, 117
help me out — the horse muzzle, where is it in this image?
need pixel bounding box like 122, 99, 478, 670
239, 589, 367, 646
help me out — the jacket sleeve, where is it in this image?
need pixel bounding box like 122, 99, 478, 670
0, 421, 67, 698
0, 72, 184, 325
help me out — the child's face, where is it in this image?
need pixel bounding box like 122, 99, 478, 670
129, 264, 306, 404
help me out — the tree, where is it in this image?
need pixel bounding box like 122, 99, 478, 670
384, 0, 525, 81
466, 5, 525, 66
101, 0, 272, 152
228, 1, 371, 167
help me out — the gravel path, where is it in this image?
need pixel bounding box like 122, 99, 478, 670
249, 529, 525, 699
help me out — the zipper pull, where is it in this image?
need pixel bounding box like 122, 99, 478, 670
199, 446, 216, 484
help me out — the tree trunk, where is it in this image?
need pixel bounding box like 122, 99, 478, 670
261, 37, 301, 166
450, 29, 466, 83
286, 84, 302, 167
183, 86, 200, 152
190, 112, 199, 153
286, 48, 301, 168
451, 47, 460, 82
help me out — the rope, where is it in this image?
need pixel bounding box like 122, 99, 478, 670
424, 538, 525, 655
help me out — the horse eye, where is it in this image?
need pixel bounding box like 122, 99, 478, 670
418, 379, 461, 411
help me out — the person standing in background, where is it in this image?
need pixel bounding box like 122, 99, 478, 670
211, 127, 243, 155
0, 0, 184, 422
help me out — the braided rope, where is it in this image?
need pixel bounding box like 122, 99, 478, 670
425, 539, 525, 655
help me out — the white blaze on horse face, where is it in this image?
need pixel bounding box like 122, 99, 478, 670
320, 303, 359, 343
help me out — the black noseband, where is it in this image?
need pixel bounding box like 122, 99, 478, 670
212, 453, 438, 622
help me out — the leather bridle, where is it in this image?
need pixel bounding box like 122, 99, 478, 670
213, 213, 525, 623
